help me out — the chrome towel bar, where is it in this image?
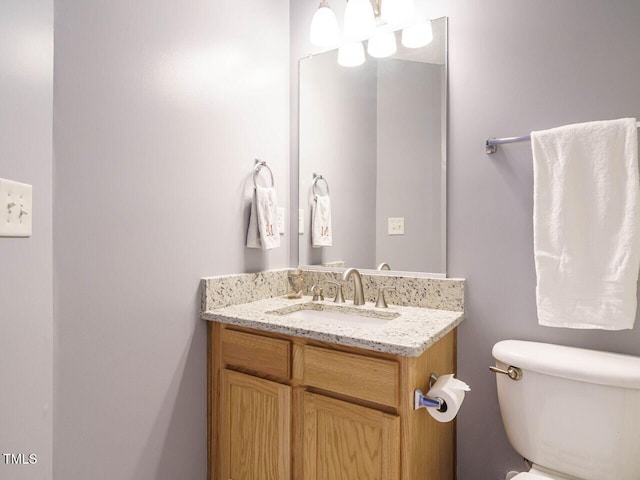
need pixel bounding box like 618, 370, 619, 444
485, 120, 640, 154
485, 135, 531, 154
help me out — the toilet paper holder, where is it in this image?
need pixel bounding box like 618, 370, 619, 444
414, 373, 447, 412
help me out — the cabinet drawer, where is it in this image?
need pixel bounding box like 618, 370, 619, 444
302, 346, 399, 407
221, 329, 291, 379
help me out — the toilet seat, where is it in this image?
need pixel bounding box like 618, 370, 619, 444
513, 473, 560, 480
512, 466, 580, 480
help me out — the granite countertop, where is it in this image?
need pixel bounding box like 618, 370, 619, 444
201, 296, 464, 357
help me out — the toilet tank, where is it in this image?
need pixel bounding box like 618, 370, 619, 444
492, 340, 640, 480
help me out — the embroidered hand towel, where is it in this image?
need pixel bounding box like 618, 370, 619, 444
312, 194, 332, 247
246, 185, 280, 250
531, 118, 640, 329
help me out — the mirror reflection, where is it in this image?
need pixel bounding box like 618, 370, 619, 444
298, 17, 447, 275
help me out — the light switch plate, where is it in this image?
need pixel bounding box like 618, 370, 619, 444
0, 178, 32, 237
298, 209, 304, 234
388, 217, 404, 235
277, 207, 285, 235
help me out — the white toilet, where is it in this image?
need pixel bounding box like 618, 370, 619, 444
492, 340, 640, 480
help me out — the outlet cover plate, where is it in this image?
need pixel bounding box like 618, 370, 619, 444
0, 178, 32, 237
388, 217, 404, 235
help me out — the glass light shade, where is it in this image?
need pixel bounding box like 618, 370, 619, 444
401, 20, 433, 48
343, 0, 375, 40
381, 0, 415, 25
309, 2, 340, 47
338, 41, 365, 67
367, 30, 397, 58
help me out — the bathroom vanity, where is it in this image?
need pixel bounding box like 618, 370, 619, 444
202, 290, 464, 480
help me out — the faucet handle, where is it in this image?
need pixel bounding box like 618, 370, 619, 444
327, 281, 345, 304
375, 286, 396, 308
310, 285, 324, 302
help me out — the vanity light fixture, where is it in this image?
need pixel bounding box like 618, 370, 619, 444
310, 0, 433, 66
338, 41, 365, 67
401, 20, 433, 49
367, 29, 396, 58
343, 0, 376, 39
310, 1, 340, 47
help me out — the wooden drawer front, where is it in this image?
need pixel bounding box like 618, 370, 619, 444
302, 346, 399, 407
222, 329, 291, 379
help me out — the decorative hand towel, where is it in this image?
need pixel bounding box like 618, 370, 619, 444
312, 194, 332, 247
246, 185, 280, 250
531, 118, 640, 329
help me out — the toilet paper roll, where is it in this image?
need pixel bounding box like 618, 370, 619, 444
426, 374, 468, 423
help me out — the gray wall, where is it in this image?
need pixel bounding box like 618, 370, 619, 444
376, 59, 443, 272
448, 2, 640, 479
0, 1, 53, 479
293, 1, 640, 479
53, 0, 289, 478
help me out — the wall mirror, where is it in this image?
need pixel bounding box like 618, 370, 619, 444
298, 16, 447, 276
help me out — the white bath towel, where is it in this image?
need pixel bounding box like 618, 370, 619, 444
531, 118, 640, 330
312, 194, 332, 247
246, 185, 280, 250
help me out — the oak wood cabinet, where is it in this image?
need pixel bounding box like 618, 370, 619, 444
220, 369, 291, 480
208, 322, 456, 480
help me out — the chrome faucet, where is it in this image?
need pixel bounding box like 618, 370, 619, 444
342, 268, 365, 306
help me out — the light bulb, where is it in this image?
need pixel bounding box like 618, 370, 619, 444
401, 20, 433, 49
338, 41, 365, 67
343, 0, 375, 40
381, 0, 415, 25
309, 1, 340, 47
367, 30, 397, 58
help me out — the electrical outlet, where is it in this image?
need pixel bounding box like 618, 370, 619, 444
277, 207, 285, 234
388, 217, 404, 235
298, 209, 304, 234
0, 178, 32, 237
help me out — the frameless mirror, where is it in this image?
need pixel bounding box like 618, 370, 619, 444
298, 17, 447, 276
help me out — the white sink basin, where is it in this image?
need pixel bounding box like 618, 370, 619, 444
268, 303, 398, 328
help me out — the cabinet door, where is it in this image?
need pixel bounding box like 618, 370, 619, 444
303, 392, 400, 480
220, 369, 291, 480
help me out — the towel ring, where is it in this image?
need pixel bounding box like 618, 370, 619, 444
253, 159, 274, 188
312, 172, 329, 195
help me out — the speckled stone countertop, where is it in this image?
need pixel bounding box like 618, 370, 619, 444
201, 296, 464, 357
